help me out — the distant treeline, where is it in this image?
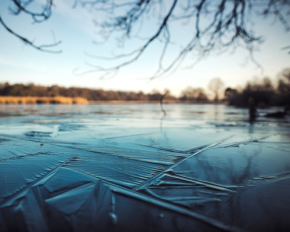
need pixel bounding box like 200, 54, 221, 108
2, 67, 289, 107
225, 68, 290, 107
0, 83, 212, 103
0, 83, 179, 102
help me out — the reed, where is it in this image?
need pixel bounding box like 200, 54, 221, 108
0, 96, 88, 104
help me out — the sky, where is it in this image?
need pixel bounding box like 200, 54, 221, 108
0, 0, 289, 97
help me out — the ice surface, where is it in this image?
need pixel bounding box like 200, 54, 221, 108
0, 104, 289, 231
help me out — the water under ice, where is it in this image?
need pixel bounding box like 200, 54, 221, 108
0, 104, 290, 232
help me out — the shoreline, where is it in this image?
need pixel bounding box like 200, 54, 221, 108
88, 100, 227, 104
0, 96, 227, 105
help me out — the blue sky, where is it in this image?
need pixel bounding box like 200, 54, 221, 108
0, 0, 289, 97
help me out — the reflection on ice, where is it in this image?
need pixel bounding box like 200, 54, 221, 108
0, 104, 289, 231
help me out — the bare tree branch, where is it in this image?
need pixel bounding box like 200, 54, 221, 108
81, 0, 178, 76
2, 0, 290, 75
0, 15, 61, 53
1, 0, 61, 53
80, 0, 289, 79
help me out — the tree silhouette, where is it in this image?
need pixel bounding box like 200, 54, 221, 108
180, 87, 208, 102
277, 68, 290, 96
208, 77, 225, 101
1, 0, 290, 78
224, 87, 237, 99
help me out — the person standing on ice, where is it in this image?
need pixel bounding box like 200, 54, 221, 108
248, 98, 257, 122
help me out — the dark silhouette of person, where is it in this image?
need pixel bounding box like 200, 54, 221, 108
248, 98, 256, 122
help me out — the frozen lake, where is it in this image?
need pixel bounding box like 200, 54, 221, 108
0, 104, 290, 231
